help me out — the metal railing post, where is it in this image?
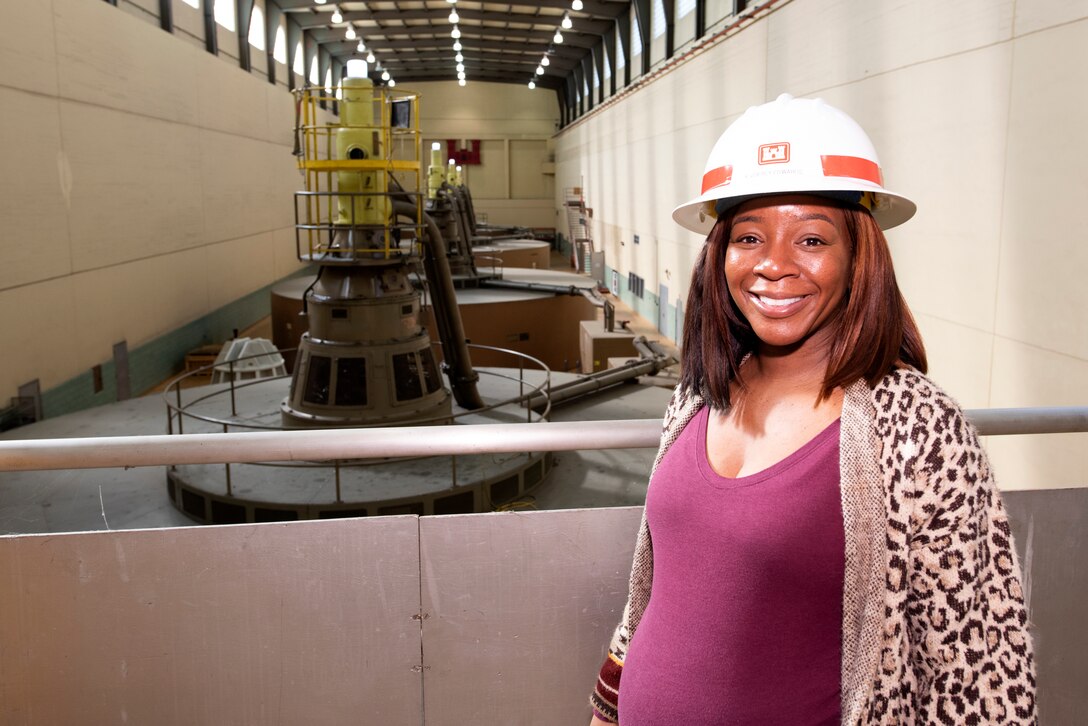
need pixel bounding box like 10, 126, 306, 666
176, 386, 184, 435
229, 360, 237, 416
223, 422, 232, 496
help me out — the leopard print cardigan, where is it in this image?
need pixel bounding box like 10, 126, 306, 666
591, 368, 1037, 724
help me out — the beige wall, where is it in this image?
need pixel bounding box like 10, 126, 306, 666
414, 80, 559, 229
555, 0, 1088, 490
0, 0, 307, 400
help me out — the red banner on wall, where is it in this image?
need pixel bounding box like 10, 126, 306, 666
446, 139, 481, 165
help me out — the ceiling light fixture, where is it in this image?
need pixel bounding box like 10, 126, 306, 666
457, 71, 466, 80
541, 56, 550, 66
366, 50, 375, 63
388, 79, 395, 87
455, 52, 463, 62
528, 81, 536, 89
453, 40, 462, 51
344, 25, 356, 40
562, 14, 572, 29
456, 63, 465, 72
458, 79, 466, 86
331, 7, 343, 23
535, 65, 543, 75
356, 40, 365, 52
315, 0, 327, 5
572, 0, 583, 10
381, 70, 390, 81
553, 30, 564, 43
451, 26, 461, 38
448, 10, 459, 23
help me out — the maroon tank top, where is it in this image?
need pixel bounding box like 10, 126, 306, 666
618, 405, 844, 725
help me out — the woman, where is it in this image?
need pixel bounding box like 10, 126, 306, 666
589, 95, 1036, 725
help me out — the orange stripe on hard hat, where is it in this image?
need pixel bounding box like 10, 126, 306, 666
701, 165, 732, 193
821, 155, 883, 186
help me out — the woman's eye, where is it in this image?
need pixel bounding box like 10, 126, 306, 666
733, 235, 759, 245
800, 237, 826, 247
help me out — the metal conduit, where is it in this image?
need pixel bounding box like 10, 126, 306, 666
393, 201, 484, 410
0, 408, 1085, 473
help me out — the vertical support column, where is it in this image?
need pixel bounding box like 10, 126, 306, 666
596, 43, 604, 105
572, 65, 586, 118
580, 57, 594, 112
503, 138, 511, 199
203, 0, 218, 56
633, 0, 652, 76
663, 0, 676, 59
287, 21, 302, 91
236, 0, 255, 72
602, 29, 616, 97
265, 2, 281, 85
318, 49, 331, 109
331, 59, 343, 116
695, 0, 707, 39
617, 8, 631, 87
158, 0, 173, 33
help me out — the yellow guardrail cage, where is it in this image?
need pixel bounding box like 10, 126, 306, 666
292, 83, 425, 261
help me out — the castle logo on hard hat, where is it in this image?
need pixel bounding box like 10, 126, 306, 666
758, 143, 790, 164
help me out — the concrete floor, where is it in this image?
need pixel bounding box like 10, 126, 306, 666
0, 260, 680, 535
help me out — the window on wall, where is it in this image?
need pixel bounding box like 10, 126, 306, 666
248, 6, 265, 50
309, 56, 318, 84
213, 0, 235, 31
273, 23, 287, 64
677, 0, 696, 18
592, 62, 599, 92
294, 41, 304, 75
603, 51, 611, 82
616, 26, 625, 70
630, 12, 642, 56
181, 0, 199, 8
324, 67, 333, 96
652, 0, 666, 38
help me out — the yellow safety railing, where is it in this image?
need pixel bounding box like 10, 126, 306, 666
292, 85, 425, 261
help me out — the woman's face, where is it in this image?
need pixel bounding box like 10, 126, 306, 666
725, 195, 853, 356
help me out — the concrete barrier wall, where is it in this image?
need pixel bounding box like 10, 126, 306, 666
0, 494, 1082, 723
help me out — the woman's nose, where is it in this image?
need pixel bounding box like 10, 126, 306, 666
753, 243, 794, 278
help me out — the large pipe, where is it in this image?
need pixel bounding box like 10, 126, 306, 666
480, 279, 595, 296
2, 408, 1087, 473
393, 201, 484, 409
481, 279, 615, 330
523, 336, 676, 409
524, 358, 669, 410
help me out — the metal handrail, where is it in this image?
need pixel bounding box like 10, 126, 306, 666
1, 408, 1085, 473
162, 343, 553, 435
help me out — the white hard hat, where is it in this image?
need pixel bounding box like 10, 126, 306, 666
672, 93, 916, 233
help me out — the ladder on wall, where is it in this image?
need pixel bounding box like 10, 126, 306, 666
564, 187, 592, 273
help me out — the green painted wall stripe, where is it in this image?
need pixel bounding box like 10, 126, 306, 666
40, 268, 314, 420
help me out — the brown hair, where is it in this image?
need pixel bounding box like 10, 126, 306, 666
679, 203, 927, 409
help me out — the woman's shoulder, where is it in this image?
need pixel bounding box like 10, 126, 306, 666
661, 384, 705, 431
864, 367, 989, 477
867, 366, 969, 424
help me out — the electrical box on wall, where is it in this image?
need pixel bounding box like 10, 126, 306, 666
633, 234, 639, 245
